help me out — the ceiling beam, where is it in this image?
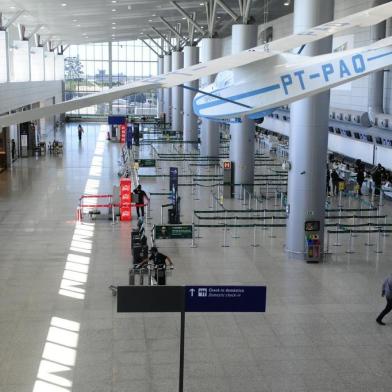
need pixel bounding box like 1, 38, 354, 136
216, 0, 239, 21
139, 38, 161, 57
170, 1, 205, 35
151, 26, 176, 51
145, 34, 167, 55
159, 17, 183, 41
3, 10, 25, 30
26, 25, 43, 40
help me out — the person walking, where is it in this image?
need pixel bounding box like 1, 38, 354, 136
133, 184, 149, 218
377, 273, 392, 325
326, 163, 331, 196
77, 124, 84, 141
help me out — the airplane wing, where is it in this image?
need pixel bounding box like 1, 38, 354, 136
1, 1, 392, 127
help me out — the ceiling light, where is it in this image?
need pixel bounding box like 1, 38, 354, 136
10, 6, 16, 9
72, 19, 77, 22
283, 0, 291, 6
148, 19, 152, 22
61, 3, 67, 6
77, 24, 81, 27
182, 17, 186, 20
152, 14, 156, 16
112, 26, 116, 29
112, 22, 116, 24
127, 5, 132, 10
200, 3, 204, 5
112, 8, 116, 12
111, 0, 117, 3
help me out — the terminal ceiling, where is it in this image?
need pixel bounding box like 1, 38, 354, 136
0, 0, 293, 46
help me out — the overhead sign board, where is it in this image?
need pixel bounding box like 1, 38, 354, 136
185, 286, 266, 312
117, 285, 266, 313
117, 286, 184, 313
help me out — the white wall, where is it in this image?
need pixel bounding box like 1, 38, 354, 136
0, 81, 63, 115
0, 31, 7, 83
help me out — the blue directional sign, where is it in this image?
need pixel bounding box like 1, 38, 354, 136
185, 286, 266, 312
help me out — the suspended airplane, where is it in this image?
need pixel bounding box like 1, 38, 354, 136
1, 2, 392, 128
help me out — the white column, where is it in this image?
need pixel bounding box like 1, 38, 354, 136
286, 0, 334, 258
171, 51, 184, 134
157, 56, 164, 115
229, 24, 257, 191
183, 45, 199, 146
200, 38, 221, 157
163, 53, 172, 122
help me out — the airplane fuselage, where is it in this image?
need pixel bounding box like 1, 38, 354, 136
194, 44, 392, 121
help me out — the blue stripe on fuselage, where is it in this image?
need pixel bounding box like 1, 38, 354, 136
367, 51, 392, 62
195, 83, 281, 112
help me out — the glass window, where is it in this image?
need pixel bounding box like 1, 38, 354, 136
64, 39, 158, 115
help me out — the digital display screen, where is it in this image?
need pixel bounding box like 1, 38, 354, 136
305, 221, 320, 232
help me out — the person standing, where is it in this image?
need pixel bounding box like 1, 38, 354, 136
77, 124, 84, 141
376, 274, 392, 325
331, 169, 341, 196
355, 160, 365, 196
11, 139, 16, 161
126, 124, 133, 150
326, 163, 331, 196
133, 184, 149, 218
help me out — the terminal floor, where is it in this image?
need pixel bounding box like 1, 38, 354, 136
0, 123, 392, 392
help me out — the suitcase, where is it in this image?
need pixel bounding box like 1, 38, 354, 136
155, 267, 166, 285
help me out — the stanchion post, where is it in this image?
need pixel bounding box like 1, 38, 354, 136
326, 230, 330, 254
160, 206, 163, 225
333, 224, 341, 246
269, 216, 276, 239
191, 223, 196, 248
352, 215, 358, 237
222, 223, 229, 248
383, 216, 388, 237
263, 209, 267, 230
338, 191, 343, 208
365, 222, 373, 246
232, 216, 239, 239
252, 224, 259, 247
346, 230, 354, 254
375, 228, 382, 254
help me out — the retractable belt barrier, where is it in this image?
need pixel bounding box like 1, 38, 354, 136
77, 194, 148, 223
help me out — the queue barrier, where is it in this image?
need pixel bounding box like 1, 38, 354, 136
326, 227, 392, 254
77, 194, 149, 223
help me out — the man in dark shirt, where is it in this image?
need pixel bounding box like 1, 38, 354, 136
133, 184, 149, 218
149, 246, 174, 269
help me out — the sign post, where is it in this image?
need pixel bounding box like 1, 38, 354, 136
117, 285, 266, 392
